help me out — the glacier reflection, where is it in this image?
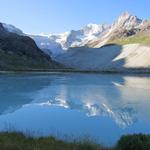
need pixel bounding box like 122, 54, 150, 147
27, 74, 150, 128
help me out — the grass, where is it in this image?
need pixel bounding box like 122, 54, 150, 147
0, 132, 150, 150
108, 34, 150, 46
0, 132, 108, 150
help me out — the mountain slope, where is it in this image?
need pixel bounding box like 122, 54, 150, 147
87, 12, 150, 48
108, 33, 150, 46
52, 12, 150, 72
0, 23, 62, 71
55, 44, 150, 72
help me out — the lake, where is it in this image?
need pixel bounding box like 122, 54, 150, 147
0, 72, 150, 146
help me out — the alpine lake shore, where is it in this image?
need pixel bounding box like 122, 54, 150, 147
0, 70, 150, 150
0, 131, 150, 150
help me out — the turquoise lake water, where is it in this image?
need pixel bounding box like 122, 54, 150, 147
0, 73, 150, 145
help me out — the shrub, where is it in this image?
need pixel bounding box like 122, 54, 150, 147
116, 134, 150, 150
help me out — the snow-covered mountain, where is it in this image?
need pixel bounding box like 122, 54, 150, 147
30, 32, 70, 56
30, 24, 110, 56
2, 12, 149, 58
114, 12, 142, 29
87, 12, 144, 48
29, 12, 150, 56
1, 12, 150, 72
50, 12, 150, 72
64, 24, 110, 48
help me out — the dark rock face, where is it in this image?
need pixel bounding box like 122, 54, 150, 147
0, 23, 62, 70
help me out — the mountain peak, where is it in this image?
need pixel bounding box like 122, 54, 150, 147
117, 12, 135, 23
114, 12, 142, 29
120, 11, 131, 18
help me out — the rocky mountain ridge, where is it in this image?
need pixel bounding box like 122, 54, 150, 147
30, 12, 150, 56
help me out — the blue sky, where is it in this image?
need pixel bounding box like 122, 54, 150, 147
0, 0, 149, 34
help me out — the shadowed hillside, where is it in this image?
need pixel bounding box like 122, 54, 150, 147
0, 23, 63, 71
55, 44, 150, 72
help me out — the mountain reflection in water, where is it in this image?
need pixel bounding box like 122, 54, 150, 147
0, 73, 150, 145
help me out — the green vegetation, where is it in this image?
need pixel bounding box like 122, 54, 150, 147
109, 34, 150, 46
116, 134, 150, 150
0, 49, 56, 71
0, 132, 108, 150
0, 46, 62, 71
0, 132, 150, 150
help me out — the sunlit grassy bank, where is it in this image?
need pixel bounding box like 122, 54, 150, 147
109, 34, 150, 46
0, 132, 149, 150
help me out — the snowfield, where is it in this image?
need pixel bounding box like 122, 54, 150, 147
55, 44, 150, 71
30, 24, 110, 56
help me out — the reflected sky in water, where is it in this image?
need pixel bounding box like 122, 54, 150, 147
0, 73, 150, 145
